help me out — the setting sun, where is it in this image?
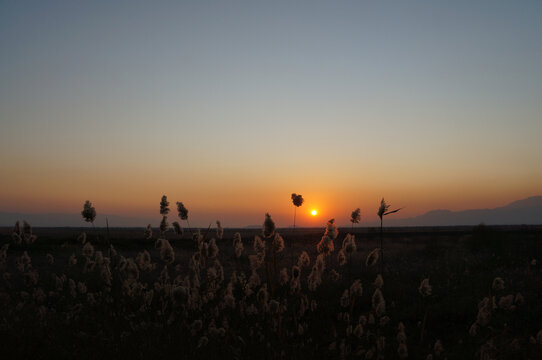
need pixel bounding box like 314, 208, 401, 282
311, 209, 318, 216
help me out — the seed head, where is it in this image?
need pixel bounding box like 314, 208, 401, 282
23, 221, 32, 236
329, 269, 340, 282
324, 218, 338, 240
159, 195, 170, 215
397, 343, 408, 358
353, 324, 364, 339
216, 221, 223, 239
342, 234, 357, 254
279, 268, 289, 286
492, 277, 505, 291
13, 220, 22, 236
81, 201, 96, 223
418, 278, 432, 297
160, 239, 175, 264
74, 234, 86, 247
82, 242, 94, 258
297, 251, 310, 268
176, 202, 189, 220
269, 299, 280, 314
372, 288, 386, 316
253, 236, 266, 255
374, 274, 384, 289
340, 289, 350, 308
159, 216, 168, 234
208, 238, 219, 259
315, 254, 326, 273
377, 198, 390, 219
434, 340, 444, 357
249, 254, 264, 271
337, 249, 347, 266
515, 292, 524, 306
262, 213, 276, 238
172, 222, 182, 237
233, 232, 244, 259
316, 235, 334, 255
272, 233, 284, 253
257, 284, 269, 305
350, 279, 363, 297
350, 208, 361, 224
366, 248, 380, 267
498, 294, 514, 310
291, 193, 304, 207
307, 266, 322, 291
143, 224, 152, 240
291, 265, 301, 280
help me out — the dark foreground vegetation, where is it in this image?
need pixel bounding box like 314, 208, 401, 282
1, 223, 541, 359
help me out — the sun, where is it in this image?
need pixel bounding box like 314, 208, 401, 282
311, 209, 318, 216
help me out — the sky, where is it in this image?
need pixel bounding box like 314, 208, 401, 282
1, 0, 541, 227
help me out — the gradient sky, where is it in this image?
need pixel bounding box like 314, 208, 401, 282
1, 1, 541, 227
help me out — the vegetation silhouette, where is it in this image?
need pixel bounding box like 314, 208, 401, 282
0, 197, 540, 359
377, 198, 402, 274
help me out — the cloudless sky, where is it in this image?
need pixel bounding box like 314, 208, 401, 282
1, 0, 541, 227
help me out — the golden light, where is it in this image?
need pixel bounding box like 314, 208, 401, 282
311, 209, 318, 216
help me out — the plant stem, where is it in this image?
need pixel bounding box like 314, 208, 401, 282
291, 207, 297, 268
201, 223, 212, 242
106, 217, 111, 247
349, 252, 352, 278
380, 218, 384, 274
185, 219, 194, 237
266, 260, 275, 297
273, 249, 278, 283
420, 302, 429, 345
91, 222, 99, 244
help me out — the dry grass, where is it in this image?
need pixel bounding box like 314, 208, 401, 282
0, 224, 541, 359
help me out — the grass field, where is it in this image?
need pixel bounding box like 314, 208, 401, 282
1, 223, 541, 359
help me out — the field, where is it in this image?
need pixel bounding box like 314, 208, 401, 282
1, 223, 541, 359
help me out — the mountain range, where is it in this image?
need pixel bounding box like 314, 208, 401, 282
384, 196, 542, 227
0, 196, 541, 228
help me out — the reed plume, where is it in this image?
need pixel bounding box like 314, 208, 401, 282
159, 195, 170, 215
172, 221, 183, 238
233, 232, 244, 259
263, 213, 276, 238
291, 193, 304, 229
216, 221, 223, 240
144, 224, 153, 240
366, 248, 380, 268
350, 208, 361, 231
419, 278, 432, 344
377, 198, 402, 274
159, 216, 168, 236
176, 201, 192, 236
81, 200, 96, 223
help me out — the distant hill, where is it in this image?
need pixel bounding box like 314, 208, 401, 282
386, 196, 542, 226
